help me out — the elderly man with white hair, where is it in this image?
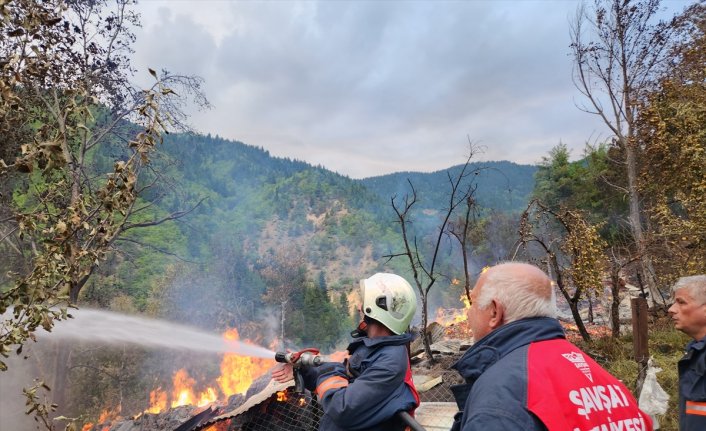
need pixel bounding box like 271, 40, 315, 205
668, 275, 706, 431
450, 262, 652, 431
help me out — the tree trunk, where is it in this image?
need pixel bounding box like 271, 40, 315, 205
53, 275, 87, 416
625, 145, 664, 307
569, 300, 591, 342
587, 293, 594, 324
610, 270, 622, 338
51, 342, 72, 418
554, 266, 591, 342
421, 296, 434, 363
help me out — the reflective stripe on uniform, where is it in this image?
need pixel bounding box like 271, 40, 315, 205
315, 376, 349, 398
686, 400, 706, 416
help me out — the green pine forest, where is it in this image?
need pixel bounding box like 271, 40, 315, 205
69, 131, 538, 345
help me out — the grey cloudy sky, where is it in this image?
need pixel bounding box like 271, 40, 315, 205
130, 0, 691, 178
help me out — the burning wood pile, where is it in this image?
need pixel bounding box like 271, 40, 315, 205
193, 381, 321, 431
84, 375, 322, 431
80, 329, 278, 431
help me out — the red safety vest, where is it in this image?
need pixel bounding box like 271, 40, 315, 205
404, 358, 420, 416
526, 339, 653, 431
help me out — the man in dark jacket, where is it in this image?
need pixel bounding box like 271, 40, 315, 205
668, 275, 706, 431
450, 262, 652, 431
272, 273, 419, 431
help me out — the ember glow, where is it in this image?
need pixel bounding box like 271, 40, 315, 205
144, 328, 274, 414
98, 409, 112, 423
276, 388, 307, 406
203, 420, 231, 431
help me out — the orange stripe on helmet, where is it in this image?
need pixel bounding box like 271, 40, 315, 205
315, 376, 349, 398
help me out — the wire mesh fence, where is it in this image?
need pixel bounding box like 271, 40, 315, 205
196, 360, 463, 431
209, 391, 322, 431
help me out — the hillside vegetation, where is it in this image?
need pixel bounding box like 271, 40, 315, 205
98, 132, 536, 319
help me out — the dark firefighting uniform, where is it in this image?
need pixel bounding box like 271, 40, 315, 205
300, 333, 419, 431
677, 335, 706, 430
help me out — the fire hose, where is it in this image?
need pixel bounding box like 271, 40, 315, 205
275, 348, 426, 431
274, 348, 323, 393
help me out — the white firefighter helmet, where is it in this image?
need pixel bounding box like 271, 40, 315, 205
360, 273, 417, 335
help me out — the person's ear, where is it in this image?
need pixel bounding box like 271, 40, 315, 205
488, 299, 504, 330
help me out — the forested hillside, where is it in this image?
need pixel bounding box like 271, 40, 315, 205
2, 129, 536, 349
108, 132, 537, 322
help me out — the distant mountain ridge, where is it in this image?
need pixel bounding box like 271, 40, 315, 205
361, 161, 537, 214
163, 133, 537, 211
84, 132, 538, 324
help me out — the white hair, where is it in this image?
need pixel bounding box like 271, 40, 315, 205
476, 265, 556, 323
673, 275, 706, 305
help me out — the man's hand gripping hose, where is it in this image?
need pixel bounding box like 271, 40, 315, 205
274, 348, 323, 393
275, 348, 323, 367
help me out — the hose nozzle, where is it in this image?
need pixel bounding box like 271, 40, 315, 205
274, 348, 323, 367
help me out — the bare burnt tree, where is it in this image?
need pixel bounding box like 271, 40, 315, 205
447, 191, 480, 303
519, 200, 606, 342
258, 247, 307, 349
384, 146, 483, 362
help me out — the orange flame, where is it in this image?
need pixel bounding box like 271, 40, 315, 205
146, 388, 168, 414
203, 420, 231, 431
436, 293, 471, 326
98, 407, 118, 424
276, 391, 288, 402
81, 423, 93, 431
169, 369, 219, 409
217, 328, 273, 397
143, 327, 274, 415
197, 387, 218, 407
171, 369, 196, 408
435, 268, 489, 328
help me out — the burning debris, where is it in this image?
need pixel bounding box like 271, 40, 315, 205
81, 328, 276, 431
433, 292, 474, 341
83, 315, 465, 431
194, 380, 319, 431
81, 290, 611, 431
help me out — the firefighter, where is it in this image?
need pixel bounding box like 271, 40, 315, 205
668, 275, 706, 431
450, 262, 653, 431
272, 272, 419, 431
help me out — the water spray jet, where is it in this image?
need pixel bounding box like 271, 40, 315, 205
35, 308, 275, 358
